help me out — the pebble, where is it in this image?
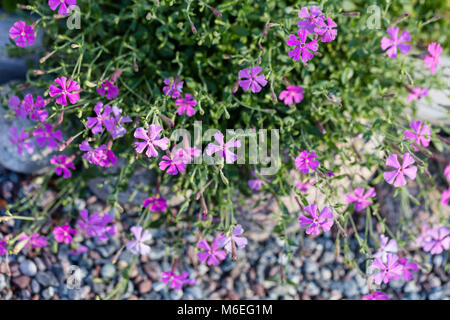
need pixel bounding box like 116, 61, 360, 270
138, 280, 152, 294
36, 271, 59, 287
19, 260, 37, 277
12, 276, 30, 289
100, 264, 116, 279
31, 279, 40, 294
42, 287, 55, 300
0, 274, 7, 291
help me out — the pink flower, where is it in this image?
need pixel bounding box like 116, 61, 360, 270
380, 27, 411, 58
0, 240, 7, 256
9, 21, 36, 48
383, 153, 417, 187
33, 124, 63, 149
297, 6, 323, 33
143, 196, 168, 212
238, 66, 267, 93
134, 125, 170, 158
414, 223, 432, 248
8, 96, 27, 119
279, 85, 304, 105
175, 94, 196, 117
180, 147, 202, 163
407, 87, 428, 102
286, 29, 318, 63
9, 126, 34, 156
298, 204, 333, 235
398, 258, 418, 282
346, 188, 376, 211
442, 187, 450, 206
206, 132, 241, 164
218, 225, 248, 254
23, 94, 48, 122
444, 164, 450, 182
79, 141, 117, 168
422, 226, 450, 254
403, 120, 431, 151
77, 209, 116, 242
163, 77, 184, 98
48, 0, 76, 15
53, 225, 77, 244
374, 235, 398, 261
424, 42, 442, 74
295, 180, 315, 193
197, 238, 227, 266
109, 106, 132, 139
50, 154, 75, 179
18, 233, 47, 249
161, 271, 196, 290
159, 149, 187, 175
97, 80, 119, 100
86, 102, 115, 135
248, 171, 267, 191
362, 291, 389, 300
126, 226, 152, 256
294, 150, 319, 174
371, 254, 403, 285
314, 17, 338, 42
49, 76, 81, 106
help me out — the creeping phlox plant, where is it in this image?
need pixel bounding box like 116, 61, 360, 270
0, 0, 448, 299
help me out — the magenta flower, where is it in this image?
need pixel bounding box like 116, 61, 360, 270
383, 153, 417, 187
442, 187, 450, 206
295, 180, 315, 193
380, 27, 411, 58
371, 254, 403, 285
9, 21, 36, 48
238, 66, 267, 93
0, 240, 7, 256
97, 80, 119, 100
53, 225, 76, 244
163, 77, 184, 98
248, 171, 267, 191
403, 120, 431, 151
346, 188, 376, 211
175, 93, 197, 117
48, 0, 76, 15
9, 126, 34, 156
374, 235, 398, 261
297, 6, 323, 33
49, 76, 81, 106
79, 141, 117, 168
23, 94, 48, 122
362, 292, 389, 300
424, 42, 442, 74
407, 87, 428, 102
159, 149, 187, 175
109, 106, 132, 139
314, 17, 338, 42
161, 271, 196, 290
86, 102, 115, 135
77, 209, 116, 242
286, 29, 318, 63
218, 225, 248, 254
444, 165, 450, 182
279, 85, 304, 105
206, 132, 241, 164
8, 96, 27, 119
134, 125, 170, 158
180, 147, 202, 164
126, 226, 152, 256
294, 150, 319, 174
197, 238, 227, 266
50, 155, 75, 179
398, 258, 418, 282
422, 226, 450, 254
33, 123, 62, 149
298, 204, 333, 235
18, 233, 47, 249
143, 196, 168, 212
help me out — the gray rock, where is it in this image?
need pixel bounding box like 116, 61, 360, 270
31, 279, 40, 294
100, 264, 116, 279
42, 286, 55, 300
306, 282, 320, 296
170, 289, 183, 300
0, 274, 7, 291
303, 261, 318, 274
185, 286, 203, 299
19, 260, 37, 277
36, 271, 59, 287
98, 246, 116, 259
321, 252, 335, 265
342, 280, 358, 298
152, 281, 166, 292
404, 281, 420, 293
320, 268, 332, 281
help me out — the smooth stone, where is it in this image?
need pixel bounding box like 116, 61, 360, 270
42, 286, 55, 299
36, 271, 59, 287
100, 264, 116, 279
0, 274, 7, 291
31, 280, 40, 294
12, 275, 30, 289
19, 260, 37, 277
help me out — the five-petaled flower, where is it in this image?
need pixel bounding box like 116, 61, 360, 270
248, 171, 267, 191
197, 238, 227, 266
33, 124, 63, 149
206, 132, 241, 164
373, 235, 398, 261
422, 226, 450, 254
371, 253, 403, 285
23, 94, 48, 122
238, 66, 268, 93
218, 225, 248, 256
9, 96, 27, 119
97, 80, 119, 100
77, 209, 116, 242
286, 29, 318, 63
314, 17, 338, 42
53, 225, 77, 244
50, 154, 75, 179
163, 77, 184, 98
9, 126, 34, 156
279, 85, 304, 105
398, 258, 418, 281
49, 76, 81, 106
86, 102, 115, 135
175, 94, 197, 117
381, 27, 411, 58
126, 226, 152, 256
159, 149, 187, 175
48, 0, 77, 16
9, 21, 36, 48
295, 150, 319, 174
79, 141, 117, 168
424, 42, 442, 74
297, 6, 323, 33
346, 188, 376, 211
134, 125, 170, 158
383, 153, 417, 187
143, 196, 168, 212
403, 120, 431, 151
298, 204, 334, 235
407, 87, 428, 102
160, 271, 196, 290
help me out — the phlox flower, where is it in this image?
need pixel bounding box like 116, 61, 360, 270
33, 124, 62, 149
48, 0, 76, 15
18, 233, 47, 249
206, 132, 241, 164
134, 125, 170, 158
163, 77, 184, 98
371, 253, 403, 285
362, 291, 389, 300
77, 209, 116, 242
79, 141, 117, 168
407, 87, 428, 102
8, 96, 27, 119
398, 258, 418, 282
180, 147, 202, 164
126, 226, 152, 256
161, 271, 196, 290
314, 17, 338, 42
297, 6, 323, 33
9, 21, 36, 48
197, 238, 227, 266
298, 204, 333, 235
414, 224, 432, 248
380, 27, 411, 58
50, 154, 75, 179
346, 188, 376, 211
238, 66, 267, 93
248, 171, 267, 191
424, 42, 442, 74
218, 224, 248, 255
444, 165, 450, 182
403, 120, 431, 151
383, 153, 417, 187
422, 226, 450, 255
0, 240, 7, 256
159, 149, 187, 175
86, 102, 115, 135
97, 80, 119, 100
295, 150, 319, 174
279, 85, 304, 105
286, 29, 318, 63
23, 94, 48, 122
373, 235, 398, 261
175, 93, 196, 117
109, 106, 132, 139
53, 225, 76, 244
143, 196, 168, 212
442, 187, 450, 206
49, 76, 81, 106
9, 126, 34, 156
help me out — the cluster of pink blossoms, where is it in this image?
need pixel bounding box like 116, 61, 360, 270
415, 224, 450, 254
298, 204, 334, 235
77, 209, 117, 242
160, 271, 196, 291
